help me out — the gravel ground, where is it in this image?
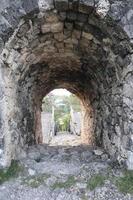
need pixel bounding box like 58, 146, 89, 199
0, 135, 133, 200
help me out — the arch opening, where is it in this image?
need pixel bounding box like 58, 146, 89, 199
41, 89, 83, 146
0, 2, 132, 168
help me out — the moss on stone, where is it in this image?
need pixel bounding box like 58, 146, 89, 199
0, 160, 23, 184
115, 170, 133, 194
23, 173, 51, 188
87, 174, 106, 190
52, 176, 77, 189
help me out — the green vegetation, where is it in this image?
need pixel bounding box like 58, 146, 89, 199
52, 176, 77, 189
115, 170, 133, 194
86, 169, 133, 195
42, 93, 55, 113
42, 92, 81, 132
68, 94, 81, 112
87, 174, 106, 190
57, 114, 71, 132
0, 160, 23, 184
23, 173, 51, 188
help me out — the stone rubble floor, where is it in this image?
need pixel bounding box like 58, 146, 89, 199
49, 133, 83, 146
0, 135, 133, 200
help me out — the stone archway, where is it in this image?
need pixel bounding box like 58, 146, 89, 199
0, 0, 132, 169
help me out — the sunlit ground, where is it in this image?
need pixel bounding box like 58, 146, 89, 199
49, 132, 82, 146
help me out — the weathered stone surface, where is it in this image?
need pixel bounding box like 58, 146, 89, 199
82, 32, 93, 40
51, 22, 64, 32
93, 149, 104, 156
1, 144, 132, 200
127, 151, 133, 170
41, 24, 51, 33
22, 0, 39, 14
55, 0, 69, 11
0, 0, 132, 170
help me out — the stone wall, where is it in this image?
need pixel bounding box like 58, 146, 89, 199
41, 112, 54, 144
70, 107, 81, 136
0, 0, 132, 169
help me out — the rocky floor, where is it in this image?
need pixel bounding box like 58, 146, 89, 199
0, 135, 133, 200
49, 133, 82, 146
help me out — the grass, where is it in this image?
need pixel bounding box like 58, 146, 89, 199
86, 169, 133, 195
52, 176, 77, 189
115, 170, 133, 194
23, 173, 51, 188
87, 174, 106, 190
0, 160, 23, 185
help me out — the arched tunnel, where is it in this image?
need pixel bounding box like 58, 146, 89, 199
0, 0, 133, 169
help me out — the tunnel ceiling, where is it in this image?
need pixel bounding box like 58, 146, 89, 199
1, 6, 132, 101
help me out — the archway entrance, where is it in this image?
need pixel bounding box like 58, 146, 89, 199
41, 89, 83, 145
0, 1, 132, 169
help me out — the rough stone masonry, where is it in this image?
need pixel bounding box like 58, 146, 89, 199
0, 0, 133, 170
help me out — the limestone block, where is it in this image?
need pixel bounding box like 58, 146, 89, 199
65, 22, 73, 31
64, 38, 78, 46
55, 42, 64, 49
38, 0, 54, 11
96, 0, 110, 17
74, 22, 84, 30
55, 42, 64, 52
51, 22, 64, 33
77, 13, 88, 23
55, 0, 68, 11
29, 38, 40, 49
54, 32, 64, 41
82, 32, 93, 40
39, 33, 53, 43
43, 45, 57, 53
79, 38, 90, 48
45, 14, 59, 23
72, 30, 81, 39
79, 0, 94, 14
127, 151, 133, 170
59, 12, 66, 21
67, 11, 77, 21
65, 43, 73, 52
64, 29, 72, 38
41, 24, 51, 33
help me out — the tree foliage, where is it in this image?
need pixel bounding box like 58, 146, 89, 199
42, 91, 81, 132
